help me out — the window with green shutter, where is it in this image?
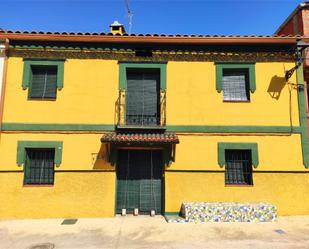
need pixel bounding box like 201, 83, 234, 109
126, 69, 160, 126
29, 65, 57, 99
216, 63, 256, 102
22, 59, 65, 100
24, 148, 55, 185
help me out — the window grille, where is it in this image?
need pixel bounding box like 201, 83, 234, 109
29, 65, 57, 99
225, 149, 253, 185
222, 69, 250, 101
24, 148, 55, 185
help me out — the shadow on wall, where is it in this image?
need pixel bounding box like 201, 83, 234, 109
267, 75, 286, 100
92, 144, 115, 170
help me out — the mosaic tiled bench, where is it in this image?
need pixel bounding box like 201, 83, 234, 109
167, 202, 277, 223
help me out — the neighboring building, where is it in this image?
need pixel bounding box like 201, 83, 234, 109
0, 22, 308, 219
276, 2, 309, 36
276, 1, 309, 132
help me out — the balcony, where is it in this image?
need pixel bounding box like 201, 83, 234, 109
116, 89, 166, 129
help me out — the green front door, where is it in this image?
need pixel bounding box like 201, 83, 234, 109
116, 149, 163, 215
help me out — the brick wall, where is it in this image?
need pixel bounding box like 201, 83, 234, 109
277, 10, 303, 35
302, 9, 309, 35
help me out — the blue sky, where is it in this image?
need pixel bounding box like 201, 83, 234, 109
0, 0, 304, 35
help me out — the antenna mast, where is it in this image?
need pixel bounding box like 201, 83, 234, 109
124, 0, 133, 34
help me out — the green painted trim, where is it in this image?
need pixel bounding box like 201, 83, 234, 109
23, 58, 66, 62
165, 170, 224, 173
1, 170, 308, 174
165, 169, 309, 173
1, 123, 303, 133
215, 63, 256, 93
164, 212, 181, 216
0, 170, 24, 173
114, 168, 118, 216
22, 59, 65, 90
296, 65, 309, 168
2, 123, 115, 131
166, 125, 301, 133
22, 61, 30, 90
118, 62, 167, 90
17, 141, 63, 167
55, 170, 115, 172
0, 170, 115, 173
218, 142, 259, 168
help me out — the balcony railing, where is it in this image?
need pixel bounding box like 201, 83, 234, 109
116, 89, 166, 129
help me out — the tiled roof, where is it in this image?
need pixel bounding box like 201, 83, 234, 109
0, 29, 300, 38
101, 132, 179, 144
0, 29, 305, 45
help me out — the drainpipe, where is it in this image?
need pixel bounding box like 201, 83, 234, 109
0, 38, 9, 139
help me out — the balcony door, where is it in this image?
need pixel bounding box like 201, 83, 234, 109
126, 69, 160, 126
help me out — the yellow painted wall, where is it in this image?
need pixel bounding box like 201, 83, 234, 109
0, 133, 304, 172
3, 57, 118, 124
3, 58, 299, 127
0, 133, 116, 218
0, 172, 116, 218
1, 56, 308, 218
167, 61, 299, 126
0, 133, 114, 171
165, 172, 309, 215
0, 132, 307, 217
172, 134, 304, 171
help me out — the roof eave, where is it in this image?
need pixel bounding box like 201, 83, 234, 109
0, 33, 303, 45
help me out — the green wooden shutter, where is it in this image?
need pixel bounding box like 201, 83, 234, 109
116, 150, 162, 214
30, 66, 57, 99
126, 69, 160, 126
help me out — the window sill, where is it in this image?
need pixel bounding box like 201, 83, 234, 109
225, 184, 253, 187
27, 98, 57, 101
23, 184, 54, 187
223, 100, 250, 103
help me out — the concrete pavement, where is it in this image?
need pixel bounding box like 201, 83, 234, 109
1, 215, 309, 249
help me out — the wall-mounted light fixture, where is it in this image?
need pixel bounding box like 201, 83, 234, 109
285, 39, 309, 81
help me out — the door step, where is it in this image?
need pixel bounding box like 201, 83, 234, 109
120, 208, 157, 216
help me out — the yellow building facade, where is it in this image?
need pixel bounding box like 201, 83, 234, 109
0, 29, 308, 218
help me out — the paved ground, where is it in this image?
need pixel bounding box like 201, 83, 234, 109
1, 216, 309, 249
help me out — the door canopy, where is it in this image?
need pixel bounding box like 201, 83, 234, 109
101, 132, 179, 145
101, 132, 179, 167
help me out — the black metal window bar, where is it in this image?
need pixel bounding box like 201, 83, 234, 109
24, 148, 55, 185
225, 149, 253, 185
222, 69, 250, 101
29, 65, 57, 99
126, 91, 160, 126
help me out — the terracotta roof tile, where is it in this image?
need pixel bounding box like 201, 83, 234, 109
0, 29, 304, 45
101, 132, 179, 144
0, 28, 302, 38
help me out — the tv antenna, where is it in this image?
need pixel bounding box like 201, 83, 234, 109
124, 0, 133, 34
